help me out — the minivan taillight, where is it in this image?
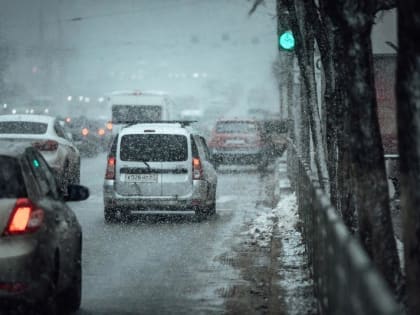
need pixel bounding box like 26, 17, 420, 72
192, 157, 203, 180
105, 156, 116, 180
3, 198, 44, 236
32, 140, 58, 151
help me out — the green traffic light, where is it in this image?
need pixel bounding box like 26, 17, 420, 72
279, 30, 295, 51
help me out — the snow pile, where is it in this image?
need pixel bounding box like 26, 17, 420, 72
242, 210, 276, 248
274, 193, 318, 315
274, 193, 298, 229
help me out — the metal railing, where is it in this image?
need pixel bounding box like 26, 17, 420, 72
287, 144, 401, 315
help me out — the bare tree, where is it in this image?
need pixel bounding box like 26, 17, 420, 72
322, 0, 402, 293
251, 0, 402, 295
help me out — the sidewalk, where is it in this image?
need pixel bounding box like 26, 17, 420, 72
222, 157, 318, 314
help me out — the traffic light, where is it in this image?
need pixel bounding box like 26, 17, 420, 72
277, 6, 294, 52
278, 30, 295, 51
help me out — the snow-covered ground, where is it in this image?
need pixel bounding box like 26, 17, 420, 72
274, 193, 318, 315
241, 160, 318, 314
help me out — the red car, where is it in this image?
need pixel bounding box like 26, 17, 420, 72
208, 119, 268, 169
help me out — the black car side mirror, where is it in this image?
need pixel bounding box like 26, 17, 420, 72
64, 184, 90, 202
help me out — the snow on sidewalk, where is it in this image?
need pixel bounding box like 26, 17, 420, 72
241, 192, 318, 314
275, 193, 317, 315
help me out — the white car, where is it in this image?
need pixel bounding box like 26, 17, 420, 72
103, 122, 218, 222
0, 115, 81, 186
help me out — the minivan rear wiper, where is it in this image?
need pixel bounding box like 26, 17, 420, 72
141, 160, 151, 171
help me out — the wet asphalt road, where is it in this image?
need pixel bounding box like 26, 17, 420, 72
69, 154, 270, 315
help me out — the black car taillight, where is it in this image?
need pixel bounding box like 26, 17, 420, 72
105, 156, 116, 180
3, 198, 44, 236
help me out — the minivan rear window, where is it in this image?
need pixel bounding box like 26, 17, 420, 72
0, 156, 27, 198
0, 121, 48, 134
120, 134, 188, 162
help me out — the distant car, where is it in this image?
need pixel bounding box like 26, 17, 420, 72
103, 122, 217, 222
0, 143, 89, 314
65, 117, 112, 157
0, 115, 81, 187
208, 119, 268, 170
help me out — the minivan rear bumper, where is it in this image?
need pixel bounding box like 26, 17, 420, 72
103, 179, 210, 210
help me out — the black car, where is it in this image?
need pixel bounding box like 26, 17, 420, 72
0, 143, 89, 314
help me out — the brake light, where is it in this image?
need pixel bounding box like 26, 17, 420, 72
32, 140, 58, 151
3, 198, 44, 235
81, 128, 89, 136
98, 128, 105, 136
192, 157, 203, 180
105, 156, 116, 180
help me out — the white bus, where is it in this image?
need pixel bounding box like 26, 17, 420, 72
107, 90, 174, 133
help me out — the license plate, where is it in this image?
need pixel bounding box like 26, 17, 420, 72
124, 174, 158, 183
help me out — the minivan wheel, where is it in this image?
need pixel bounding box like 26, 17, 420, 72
207, 202, 216, 216
104, 207, 117, 223
195, 206, 207, 220
195, 203, 215, 220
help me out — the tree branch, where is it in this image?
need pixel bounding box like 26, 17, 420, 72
248, 0, 264, 15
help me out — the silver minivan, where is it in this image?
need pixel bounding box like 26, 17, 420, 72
103, 122, 217, 222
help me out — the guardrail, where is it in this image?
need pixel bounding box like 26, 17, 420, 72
287, 144, 401, 315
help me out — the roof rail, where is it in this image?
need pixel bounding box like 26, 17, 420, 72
116, 120, 198, 128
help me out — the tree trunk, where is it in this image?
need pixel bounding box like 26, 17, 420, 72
300, 75, 311, 163
326, 0, 402, 292
396, 1, 420, 313
286, 0, 329, 186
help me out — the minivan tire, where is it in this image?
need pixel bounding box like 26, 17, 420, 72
207, 199, 216, 216
195, 207, 207, 220
104, 207, 117, 223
